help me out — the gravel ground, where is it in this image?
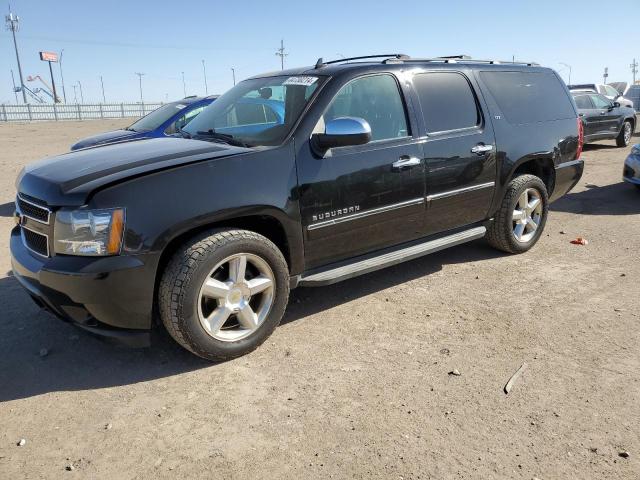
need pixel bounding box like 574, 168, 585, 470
0, 120, 638, 479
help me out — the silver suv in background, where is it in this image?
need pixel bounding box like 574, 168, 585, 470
568, 83, 634, 109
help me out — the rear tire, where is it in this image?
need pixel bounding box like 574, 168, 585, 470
616, 120, 633, 147
158, 229, 290, 361
486, 174, 549, 254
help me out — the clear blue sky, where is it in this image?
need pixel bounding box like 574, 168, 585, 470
1, 0, 638, 104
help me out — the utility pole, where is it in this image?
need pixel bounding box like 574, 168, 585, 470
47, 59, 58, 103
603, 67, 608, 85
59, 49, 67, 103
77, 80, 84, 103
5, 9, 27, 103
631, 58, 638, 84
181, 71, 186, 97
135, 72, 145, 103
72, 84, 78, 103
275, 39, 288, 70
231, 67, 236, 86
201, 60, 208, 95
10, 69, 18, 104
559, 62, 572, 85
100, 76, 106, 103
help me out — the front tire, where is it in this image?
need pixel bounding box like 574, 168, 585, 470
486, 174, 549, 254
158, 229, 290, 361
616, 120, 633, 147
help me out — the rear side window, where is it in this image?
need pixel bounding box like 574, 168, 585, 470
413, 72, 479, 133
480, 71, 576, 124
574, 95, 593, 109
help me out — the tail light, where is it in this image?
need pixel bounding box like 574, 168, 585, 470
576, 117, 584, 159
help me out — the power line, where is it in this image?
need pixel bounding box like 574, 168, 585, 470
5, 8, 27, 103
275, 39, 288, 70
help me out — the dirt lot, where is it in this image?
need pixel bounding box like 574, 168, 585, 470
0, 119, 638, 479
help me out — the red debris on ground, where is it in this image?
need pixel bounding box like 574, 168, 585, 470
570, 237, 588, 246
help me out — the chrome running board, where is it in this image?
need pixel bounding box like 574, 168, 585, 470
299, 226, 486, 287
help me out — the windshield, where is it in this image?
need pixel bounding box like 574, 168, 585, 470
128, 102, 190, 132
183, 75, 324, 147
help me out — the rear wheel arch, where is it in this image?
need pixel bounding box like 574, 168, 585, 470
509, 157, 556, 196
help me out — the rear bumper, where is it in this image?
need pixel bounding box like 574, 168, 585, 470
10, 227, 157, 346
550, 159, 584, 202
623, 152, 640, 185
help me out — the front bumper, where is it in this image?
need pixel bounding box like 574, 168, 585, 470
550, 159, 585, 202
623, 152, 640, 185
10, 227, 157, 346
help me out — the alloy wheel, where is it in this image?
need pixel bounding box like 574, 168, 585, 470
624, 122, 632, 145
197, 253, 275, 342
512, 187, 543, 243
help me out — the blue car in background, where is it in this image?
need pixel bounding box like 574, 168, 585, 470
70, 95, 217, 150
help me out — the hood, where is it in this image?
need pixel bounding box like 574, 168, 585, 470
71, 129, 141, 150
17, 137, 250, 206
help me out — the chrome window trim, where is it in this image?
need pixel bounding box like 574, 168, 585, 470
21, 224, 50, 258
427, 181, 495, 202
307, 197, 424, 231
16, 193, 51, 225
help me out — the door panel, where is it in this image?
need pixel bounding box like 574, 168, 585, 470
296, 74, 426, 270
573, 95, 598, 137
423, 132, 496, 234
589, 94, 617, 135
411, 70, 497, 235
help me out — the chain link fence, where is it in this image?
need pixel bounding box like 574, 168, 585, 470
0, 102, 164, 122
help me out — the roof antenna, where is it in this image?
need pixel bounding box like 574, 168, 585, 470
315, 57, 325, 69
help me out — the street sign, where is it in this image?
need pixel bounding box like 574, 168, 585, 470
39, 51, 58, 63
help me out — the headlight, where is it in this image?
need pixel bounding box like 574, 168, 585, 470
54, 208, 125, 256
631, 144, 640, 155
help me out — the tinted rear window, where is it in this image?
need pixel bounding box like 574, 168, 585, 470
480, 71, 576, 124
413, 72, 480, 133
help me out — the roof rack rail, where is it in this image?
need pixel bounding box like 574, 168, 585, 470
401, 57, 539, 66
314, 54, 409, 69
313, 54, 539, 69
437, 55, 472, 60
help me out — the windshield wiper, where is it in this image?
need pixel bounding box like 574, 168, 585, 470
125, 127, 137, 132
176, 126, 192, 139
195, 129, 249, 148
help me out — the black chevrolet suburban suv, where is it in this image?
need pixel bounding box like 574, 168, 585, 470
11, 54, 584, 361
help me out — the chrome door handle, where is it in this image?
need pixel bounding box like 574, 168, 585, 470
392, 156, 421, 170
600, 111, 606, 115
470, 144, 494, 155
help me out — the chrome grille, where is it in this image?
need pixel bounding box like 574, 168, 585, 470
17, 194, 50, 224
22, 228, 49, 257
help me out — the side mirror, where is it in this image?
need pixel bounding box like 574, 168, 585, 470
312, 117, 372, 153
613, 101, 621, 108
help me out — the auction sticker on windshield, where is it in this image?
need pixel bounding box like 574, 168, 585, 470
283, 76, 318, 87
